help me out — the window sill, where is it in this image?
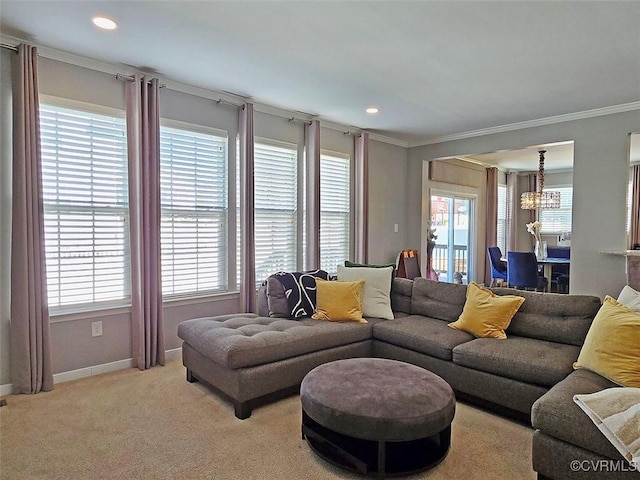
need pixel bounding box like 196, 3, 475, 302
49, 291, 240, 323
163, 291, 240, 308
50, 304, 132, 323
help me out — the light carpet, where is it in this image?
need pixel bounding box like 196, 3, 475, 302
0, 357, 535, 480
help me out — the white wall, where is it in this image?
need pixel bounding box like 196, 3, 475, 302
408, 110, 640, 298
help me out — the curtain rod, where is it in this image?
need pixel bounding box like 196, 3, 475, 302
115, 74, 245, 108
288, 117, 312, 126
1, 43, 18, 52
115, 73, 166, 89
216, 98, 244, 108
343, 131, 362, 137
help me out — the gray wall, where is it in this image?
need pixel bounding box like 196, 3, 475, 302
0, 56, 409, 387
408, 110, 640, 298
368, 140, 409, 264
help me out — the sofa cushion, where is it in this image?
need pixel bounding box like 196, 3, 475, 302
337, 265, 394, 320
574, 295, 640, 387
618, 284, 640, 312
312, 279, 366, 323
410, 278, 467, 322
448, 282, 525, 339
532, 369, 625, 460
492, 287, 600, 346
452, 336, 581, 387
344, 260, 396, 272
269, 269, 330, 318
373, 315, 474, 361
390, 277, 413, 314
265, 277, 290, 318
257, 282, 270, 318
178, 314, 374, 369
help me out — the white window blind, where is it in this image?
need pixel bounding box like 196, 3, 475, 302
539, 186, 573, 233
40, 103, 129, 309
496, 184, 507, 254
254, 140, 298, 284
320, 152, 350, 273
160, 125, 228, 297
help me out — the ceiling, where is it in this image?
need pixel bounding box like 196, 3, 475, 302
465, 141, 576, 172
462, 133, 640, 172
1, 1, 639, 167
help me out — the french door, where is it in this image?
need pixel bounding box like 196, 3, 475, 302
430, 193, 474, 284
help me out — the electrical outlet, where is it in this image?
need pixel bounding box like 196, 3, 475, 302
394, 223, 399, 233
91, 321, 103, 337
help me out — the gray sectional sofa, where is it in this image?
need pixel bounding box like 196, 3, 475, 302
177, 277, 639, 479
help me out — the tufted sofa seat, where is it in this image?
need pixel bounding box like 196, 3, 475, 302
178, 309, 384, 419
178, 314, 381, 370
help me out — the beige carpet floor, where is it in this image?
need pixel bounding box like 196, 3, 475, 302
0, 357, 535, 480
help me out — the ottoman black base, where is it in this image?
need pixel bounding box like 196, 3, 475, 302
302, 410, 451, 477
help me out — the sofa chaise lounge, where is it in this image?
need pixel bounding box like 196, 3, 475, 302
177, 277, 639, 479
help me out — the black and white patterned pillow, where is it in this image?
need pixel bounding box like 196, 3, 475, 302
268, 269, 330, 318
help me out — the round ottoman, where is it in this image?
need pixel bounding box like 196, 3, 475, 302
300, 358, 455, 477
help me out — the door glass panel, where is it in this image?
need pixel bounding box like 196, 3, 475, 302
430, 195, 473, 284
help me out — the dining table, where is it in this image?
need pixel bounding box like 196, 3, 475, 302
536, 257, 571, 292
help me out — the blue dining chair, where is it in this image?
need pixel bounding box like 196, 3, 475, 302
487, 246, 508, 286
547, 246, 570, 293
507, 252, 548, 292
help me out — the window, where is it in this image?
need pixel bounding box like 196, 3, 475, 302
254, 140, 298, 284
40, 103, 129, 309
539, 186, 572, 233
627, 175, 633, 235
496, 184, 507, 254
160, 124, 228, 297
320, 152, 350, 273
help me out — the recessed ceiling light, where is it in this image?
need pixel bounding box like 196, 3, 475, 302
92, 16, 118, 31
366, 107, 380, 114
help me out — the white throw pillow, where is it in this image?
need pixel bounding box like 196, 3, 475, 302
337, 265, 394, 320
617, 285, 640, 312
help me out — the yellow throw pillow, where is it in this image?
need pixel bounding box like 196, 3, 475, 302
311, 279, 366, 323
448, 282, 525, 339
574, 296, 640, 387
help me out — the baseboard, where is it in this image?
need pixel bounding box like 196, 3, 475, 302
52, 358, 135, 384
0, 383, 13, 397
0, 347, 182, 396
165, 347, 182, 360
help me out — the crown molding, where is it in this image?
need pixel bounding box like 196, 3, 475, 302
410, 101, 640, 147
367, 133, 410, 148
252, 102, 314, 121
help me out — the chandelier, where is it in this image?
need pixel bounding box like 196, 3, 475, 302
520, 150, 561, 210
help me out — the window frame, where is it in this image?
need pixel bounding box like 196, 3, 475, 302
319, 149, 351, 274
496, 183, 507, 255
39, 97, 131, 315
539, 185, 573, 234
253, 137, 299, 285
159, 118, 230, 299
